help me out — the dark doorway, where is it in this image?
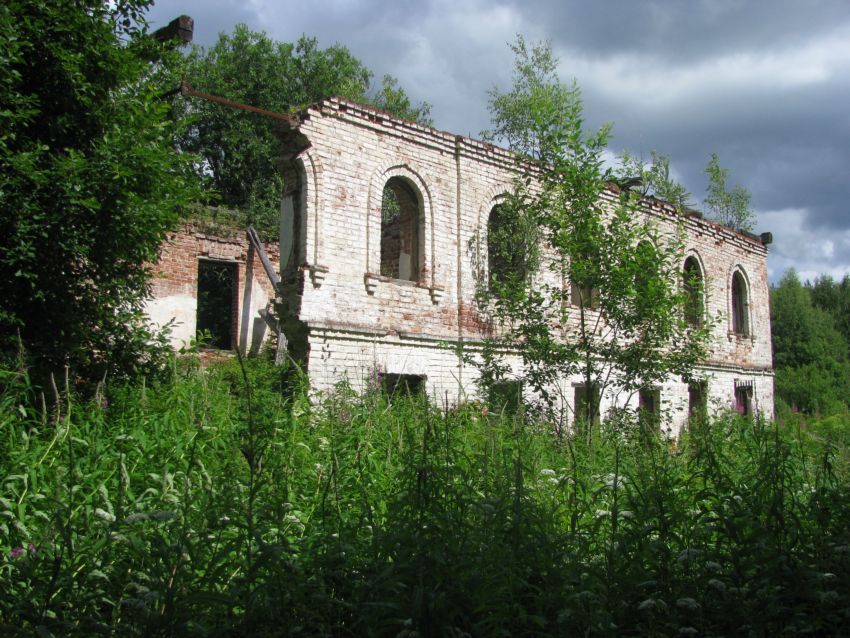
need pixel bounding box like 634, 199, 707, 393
196, 259, 237, 349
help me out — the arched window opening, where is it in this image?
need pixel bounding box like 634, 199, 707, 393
380, 178, 421, 281
731, 270, 749, 335
683, 256, 704, 326
487, 204, 509, 293
634, 240, 657, 297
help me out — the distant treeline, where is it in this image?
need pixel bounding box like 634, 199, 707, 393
771, 271, 850, 416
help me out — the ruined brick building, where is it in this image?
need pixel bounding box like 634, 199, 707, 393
147, 95, 774, 430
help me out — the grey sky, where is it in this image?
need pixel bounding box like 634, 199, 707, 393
147, 0, 850, 283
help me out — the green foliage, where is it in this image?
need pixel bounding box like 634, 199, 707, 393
176, 25, 431, 240
478, 38, 711, 428
704, 152, 755, 232
615, 150, 692, 211
771, 270, 850, 415
808, 273, 850, 354
1, 359, 850, 635
0, 0, 200, 384
483, 35, 579, 162
372, 74, 433, 125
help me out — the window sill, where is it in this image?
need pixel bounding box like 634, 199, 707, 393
364, 272, 444, 304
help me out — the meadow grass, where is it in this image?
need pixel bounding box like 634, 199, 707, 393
1, 356, 849, 636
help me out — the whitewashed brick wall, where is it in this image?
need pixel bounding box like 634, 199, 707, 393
280, 97, 774, 427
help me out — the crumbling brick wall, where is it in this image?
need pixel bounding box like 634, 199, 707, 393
273, 97, 774, 428
146, 96, 774, 429
146, 224, 280, 354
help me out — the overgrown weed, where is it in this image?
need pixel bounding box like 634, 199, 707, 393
1, 359, 849, 635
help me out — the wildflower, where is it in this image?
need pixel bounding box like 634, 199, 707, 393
150, 511, 178, 522
637, 599, 657, 611
707, 578, 725, 592
677, 548, 702, 563
125, 513, 148, 524
94, 508, 116, 523
676, 597, 700, 611
27, 543, 36, 556
619, 510, 634, 519
9, 546, 23, 560
605, 474, 626, 489
540, 469, 556, 477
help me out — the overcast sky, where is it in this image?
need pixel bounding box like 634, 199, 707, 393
147, 0, 850, 284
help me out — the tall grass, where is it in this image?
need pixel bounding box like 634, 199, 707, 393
1, 357, 849, 636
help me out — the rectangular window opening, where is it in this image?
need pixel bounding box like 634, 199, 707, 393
196, 259, 237, 350
570, 281, 599, 309
639, 387, 661, 429
734, 382, 753, 416
381, 373, 426, 398
488, 380, 523, 415
574, 384, 600, 428
688, 382, 707, 423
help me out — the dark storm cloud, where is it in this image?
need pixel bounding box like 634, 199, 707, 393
144, 0, 850, 281
518, 0, 850, 64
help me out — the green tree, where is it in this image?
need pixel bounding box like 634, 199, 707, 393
175, 26, 431, 238
0, 0, 199, 383
704, 152, 755, 232
808, 274, 850, 354
479, 38, 711, 434
614, 150, 691, 212
770, 270, 850, 414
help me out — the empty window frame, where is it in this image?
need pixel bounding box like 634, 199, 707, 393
734, 381, 753, 416
380, 178, 421, 281
638, 387, 661, 428
487, 203, 532, 294
688, 382, 707, 422
683, 256, 705, 326
570, 282, 599, 309
574, 384, 600, 428
488, 380, 523, 414
381, 373, 426, 398
731, 270, 749, 335
196, 259, 237, 349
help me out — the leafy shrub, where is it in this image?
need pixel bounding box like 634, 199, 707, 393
1, 359, 849, 636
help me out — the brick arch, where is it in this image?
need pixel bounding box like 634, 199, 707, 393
473, 184, 513, 282
727, 264, 753, 337
280, 149, 324, 274
366, 162, 435, 284
299, 149, 323, 267
682, 249, 708, 325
